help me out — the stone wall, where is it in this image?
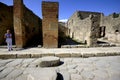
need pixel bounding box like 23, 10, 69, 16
42, 1, 59, 48
67, 11, 101, 46
0, 2, 14, 45
14, 0, 42, 48
100, 13, 120, 43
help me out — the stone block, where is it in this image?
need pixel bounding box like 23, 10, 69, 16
0, 54, 16, 59
71, 53, 82, 57
41, 53, 55, 57
16, 54, 30, 58
82, 52, 95, 58
39, 56, 60, 67
55, 53, 71, 58
23, 68, 57, 80
30, 54, 42, 58
42, 1, 59, 48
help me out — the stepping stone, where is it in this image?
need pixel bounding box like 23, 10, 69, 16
39, 56, 60, 67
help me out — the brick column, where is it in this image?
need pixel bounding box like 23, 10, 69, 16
42, 1, 59, 48
13, 0, 25, 48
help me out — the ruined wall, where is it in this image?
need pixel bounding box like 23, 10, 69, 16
0, 2, 14, 45
14, 0, 42, 48
42, 1, 59, 48
100, 13, 120, 43
67, 11, 101, 46
23, 6, 42, 46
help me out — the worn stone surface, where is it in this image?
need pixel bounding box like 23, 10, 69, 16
100, 13, 120, 43
40, 56, 60, 67
42, 1, 59, 48
0, 56, 120, 80
67, 11, 101, 47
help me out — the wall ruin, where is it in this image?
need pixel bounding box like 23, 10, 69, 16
100, 13, 120, 43
0, 2, 14, 45
67, 11, 101, 46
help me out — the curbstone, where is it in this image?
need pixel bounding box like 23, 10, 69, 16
55, 53, 71, 58
16, 54, 31, 58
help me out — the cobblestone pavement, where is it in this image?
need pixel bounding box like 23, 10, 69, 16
0, 56, 120, 80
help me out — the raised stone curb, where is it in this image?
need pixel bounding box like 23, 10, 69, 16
0, 47, 120, 59
55, 53, 71, 58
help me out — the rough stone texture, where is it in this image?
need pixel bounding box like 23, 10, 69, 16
0, 2, 14, 45
100, 13, 120, 43
40, 56, 60, 67
87, 14, 100, 47
13, 0, 42, 48
42, 1, 59, 48
0, 56, 120, 80
66, 11, 101, 47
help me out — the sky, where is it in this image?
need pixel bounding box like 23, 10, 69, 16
0, 0, 120, 22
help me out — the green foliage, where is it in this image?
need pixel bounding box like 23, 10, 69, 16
113, 13, 119, 18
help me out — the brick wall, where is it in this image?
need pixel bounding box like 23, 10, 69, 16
13, 0, 42, 48
0, 2, 14, 45
42, 1, 59, 48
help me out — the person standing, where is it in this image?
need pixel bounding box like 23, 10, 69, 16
4, 29, 13, 51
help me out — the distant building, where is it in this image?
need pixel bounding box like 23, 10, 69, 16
66, 11, 101, 46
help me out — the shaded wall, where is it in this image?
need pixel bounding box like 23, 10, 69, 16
0, 2, 14, 45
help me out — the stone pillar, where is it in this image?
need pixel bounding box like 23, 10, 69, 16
42, 1, 59, 48
87, 15, 100, 47
13, 0, 25, 48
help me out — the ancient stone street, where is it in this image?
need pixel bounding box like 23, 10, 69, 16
0, 56, 120, 80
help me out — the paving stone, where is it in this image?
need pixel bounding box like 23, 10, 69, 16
81, 70, 95, 80
5, 59, 23, 67
0, 67, 14, 79
23, 68, 57, 80
59, 71, 71, 80
2, 68, 24, 80
93, 69, 109, 80
28, 58, 41, 67
40, 56, 60, 67
20, 59, 35, 67
68, 69, 78, 74
67, 64, 78, 69
71, 74, 83, 80
0, 59, 14, 67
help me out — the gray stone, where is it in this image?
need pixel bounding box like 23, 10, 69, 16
40, 56, 60, 67
0, 67, 14, 79
71, 74, 83, 80
55, 53, 71, 58
59, 71, 71, 80
23, 68, 57, 80
3, 68, 24, 80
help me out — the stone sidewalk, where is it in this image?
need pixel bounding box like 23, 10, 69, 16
0, 47, 120, 59
0, 56, 120, 80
